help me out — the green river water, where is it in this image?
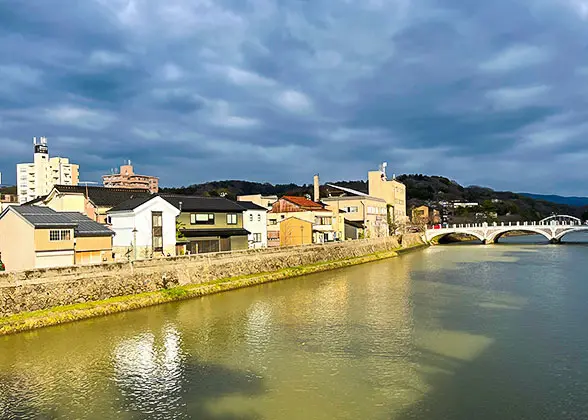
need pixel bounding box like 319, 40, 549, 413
1, 234, 588, 419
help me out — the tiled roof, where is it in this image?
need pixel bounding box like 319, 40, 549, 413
61, 212, 114, 237
8, 206, 76, 228
22, 195, 48, 205
52, 185, 151, 207
162, 195, 246, 212
107, 195, 158, 212
2, 207, 113, 237
282, 196, 324, 210
237, 201, 268, 211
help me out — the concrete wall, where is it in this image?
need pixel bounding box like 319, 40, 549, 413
0, 235, 425, 317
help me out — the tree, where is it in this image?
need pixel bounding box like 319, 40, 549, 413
176, 220, 187, 242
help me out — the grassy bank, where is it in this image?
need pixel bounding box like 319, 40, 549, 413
0, 243, 426, 336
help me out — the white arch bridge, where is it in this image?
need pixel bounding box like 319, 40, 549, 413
425, 215, 588, 244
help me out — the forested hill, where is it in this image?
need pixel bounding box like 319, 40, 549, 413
160, 175, 585, 220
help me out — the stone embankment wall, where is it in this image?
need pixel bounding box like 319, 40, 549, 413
0, 235, 424, 317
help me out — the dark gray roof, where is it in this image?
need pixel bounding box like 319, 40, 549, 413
61, 212, 114, 237
52, 185, 151, 207
162, 195, 245, 212
2, 207, 113, 236
107, 195, 158, 213
8, 206, 77, 228
237, 201, 268, 211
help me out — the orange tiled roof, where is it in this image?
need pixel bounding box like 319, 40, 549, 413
282, 196, 324, 209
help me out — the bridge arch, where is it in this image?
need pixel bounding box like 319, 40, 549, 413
428, 229, 485, 244
555, 226, 588, 241
487, 228, 552, 243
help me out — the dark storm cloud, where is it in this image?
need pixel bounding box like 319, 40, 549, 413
1, 0, 588, 195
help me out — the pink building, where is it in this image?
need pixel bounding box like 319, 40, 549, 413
103, 162, 159, 193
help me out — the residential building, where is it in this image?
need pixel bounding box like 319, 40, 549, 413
103, 161, 159, 193
237, 194, 278, 210
0, 206, 113, 272
163, 195, 249, 254
453, 202, 479, 208
267, 196, 337, 246
238, 201, 268, 249
28, 185, 151, 224
17, 137, 79, 204
323, 184, 389, 239
0, 192, 18, 213
279, 217, 313, 246
367, 163, 408, 224
107, 195, 181, 260
412, 205, 441, 225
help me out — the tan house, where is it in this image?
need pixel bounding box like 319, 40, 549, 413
267, 196, 339, 246
28, 185, 151, 224
0, 206, 113, 272
237, 194, 278, 211
279, 217, 313, 246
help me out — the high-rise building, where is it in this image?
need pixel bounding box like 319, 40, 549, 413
16, 137, 79, 204
102, 161, 159, 193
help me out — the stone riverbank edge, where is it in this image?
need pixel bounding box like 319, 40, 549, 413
0, 243, 427, 336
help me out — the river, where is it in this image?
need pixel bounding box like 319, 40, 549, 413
1, 234, 588, 419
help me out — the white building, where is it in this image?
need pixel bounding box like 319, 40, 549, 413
17, 137, 79, 204
238, 201, 268, 248
107, 195, 180, 259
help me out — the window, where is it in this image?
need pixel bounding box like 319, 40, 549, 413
344, 206, 359, 213
190, 213, 214, 225
258, 214, 262, 222
253, 233, 262, 242
249, 213, 254, 222
227, 214, 238, 225
269, 219, 277, 225
49, 229, 71, 241
316, 217, 332, 225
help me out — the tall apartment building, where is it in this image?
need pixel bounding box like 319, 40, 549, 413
103, 162, 159, 193
16, 137, 79, 204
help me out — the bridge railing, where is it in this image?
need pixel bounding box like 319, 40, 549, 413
434, 219, 584, 231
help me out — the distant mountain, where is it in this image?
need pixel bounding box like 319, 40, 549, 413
520, 193, 588, 207
161, 175, 584, 220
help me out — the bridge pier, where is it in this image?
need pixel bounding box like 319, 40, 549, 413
549, 238, 561, 244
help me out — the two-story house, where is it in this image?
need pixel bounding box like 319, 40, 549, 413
267, 196, 338, 247
162, 195, 249, 254
0, 206, 114, 271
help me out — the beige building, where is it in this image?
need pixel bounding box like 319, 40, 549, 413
367, 164, 407, 223
0, 206, 113, 272
322, 184, 389, 239
412, 205, 441, 225
17, 137, 79, 204
103, 162, 159, 193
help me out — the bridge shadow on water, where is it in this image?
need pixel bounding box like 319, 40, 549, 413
382, 249, 588, 420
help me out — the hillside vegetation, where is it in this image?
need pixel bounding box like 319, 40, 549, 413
160, 175, 585, 221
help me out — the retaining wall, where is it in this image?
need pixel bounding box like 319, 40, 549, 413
0, 235, 423, 317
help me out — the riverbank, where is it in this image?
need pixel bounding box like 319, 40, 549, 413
0, 238, 427, 336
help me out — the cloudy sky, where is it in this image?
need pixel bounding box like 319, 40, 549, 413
1, 0, 587, 195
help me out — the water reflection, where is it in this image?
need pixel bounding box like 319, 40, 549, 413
1, 244, 588, 419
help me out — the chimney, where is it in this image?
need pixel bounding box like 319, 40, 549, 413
313, 174, 320, 202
